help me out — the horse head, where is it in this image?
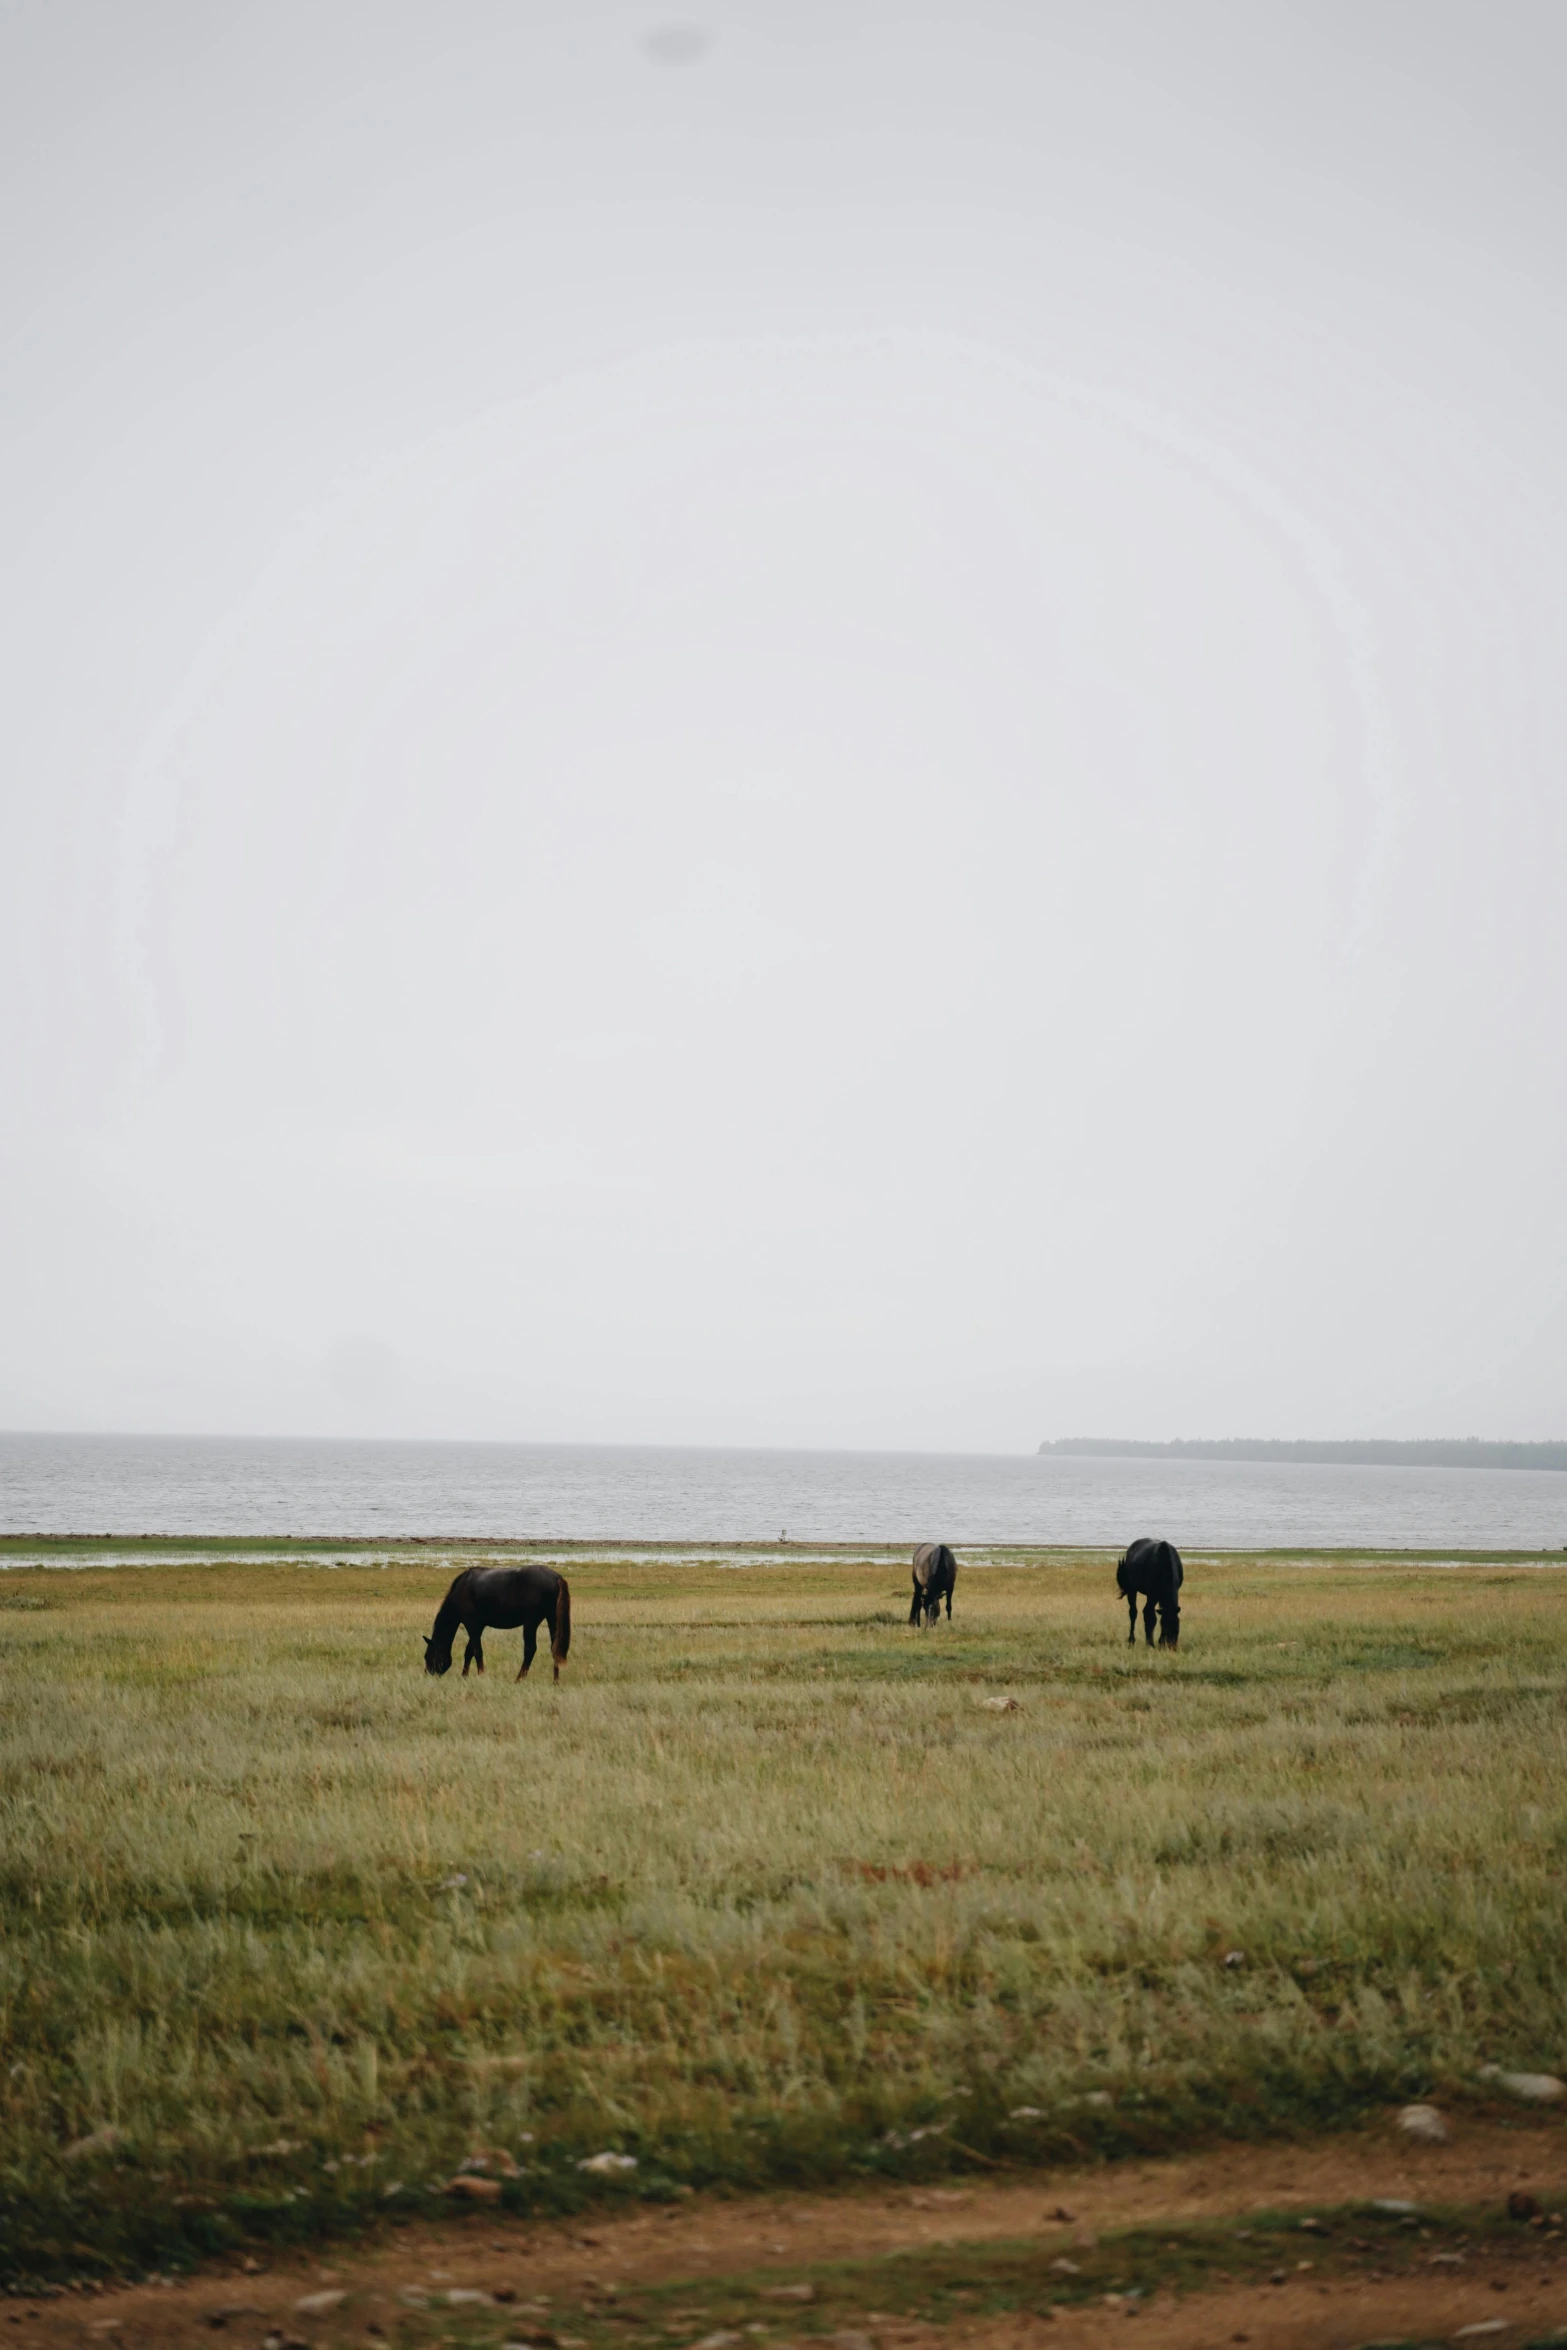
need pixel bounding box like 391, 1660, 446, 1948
423, 1634, 453, 1676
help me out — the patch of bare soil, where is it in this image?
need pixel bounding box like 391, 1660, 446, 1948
11, 2116, 1567, 2350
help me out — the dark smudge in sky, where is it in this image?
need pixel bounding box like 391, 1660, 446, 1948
643, 25, 713, 68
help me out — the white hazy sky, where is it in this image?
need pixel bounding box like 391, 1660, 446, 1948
2, 2, 1565, 1450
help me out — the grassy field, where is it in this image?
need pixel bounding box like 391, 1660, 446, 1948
2, 1543, 1566, 2283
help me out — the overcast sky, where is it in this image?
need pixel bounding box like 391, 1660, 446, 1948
2, 2, 1565, 1450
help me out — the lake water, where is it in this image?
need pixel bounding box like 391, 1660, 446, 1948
3, 1430, 1566, 1551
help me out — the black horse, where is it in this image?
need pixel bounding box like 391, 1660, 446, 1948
1116, 1538, 1182, 1647
909, 1542, 957, 1625
424, 1563, 572, 1684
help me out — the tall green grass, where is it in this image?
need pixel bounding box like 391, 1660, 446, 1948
2, 1550, 1566, 2278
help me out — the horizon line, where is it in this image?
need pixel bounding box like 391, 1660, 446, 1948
3, 1426, 1566, 1463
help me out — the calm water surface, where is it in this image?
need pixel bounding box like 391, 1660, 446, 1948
3, 1431, 1567, 1549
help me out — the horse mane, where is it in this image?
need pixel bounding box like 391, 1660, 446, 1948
427, 1569, 470, 1654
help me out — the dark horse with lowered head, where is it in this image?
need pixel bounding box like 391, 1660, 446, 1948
1116, 1537, 1182, 1648
909, 1542, 957, 1626
424, 1563, 572, 1684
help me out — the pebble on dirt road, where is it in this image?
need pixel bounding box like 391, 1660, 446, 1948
1481, 2065, 1566, 2103
1397, 2103, 1449, 2142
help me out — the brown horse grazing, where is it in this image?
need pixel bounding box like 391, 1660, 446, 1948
909, 1542, 957, 1625
423, 1563, 572, 1683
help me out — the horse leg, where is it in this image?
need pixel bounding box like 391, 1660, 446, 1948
463, 1627, 485, 1674
909, 1580, 923, 1627
1143, 1596, 1157, 1647
517, 1619, 538, 1680
1126, 1593, 1137, 1644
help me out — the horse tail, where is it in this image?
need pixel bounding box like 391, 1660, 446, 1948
552, 1574, 572, 1666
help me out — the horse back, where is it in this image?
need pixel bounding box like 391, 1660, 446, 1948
459, 1562, 564, 1627
1117, 1537, 1152, 1592
1118, 1537, 1180, 1595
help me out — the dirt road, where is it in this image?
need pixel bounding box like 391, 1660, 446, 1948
11, 2115, 1567, 2350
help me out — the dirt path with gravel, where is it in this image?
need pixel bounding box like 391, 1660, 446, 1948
12, 2115, 1567, 2350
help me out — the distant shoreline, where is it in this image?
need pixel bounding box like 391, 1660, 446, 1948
1037, 1437, 1567, 1472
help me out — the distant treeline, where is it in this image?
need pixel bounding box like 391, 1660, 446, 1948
1037, 1437, 1567, 1472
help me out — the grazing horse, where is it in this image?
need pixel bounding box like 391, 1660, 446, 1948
1116, 1537, 1182, 1648
909, 1542, 957, 1626
423, 1563, 572, 1684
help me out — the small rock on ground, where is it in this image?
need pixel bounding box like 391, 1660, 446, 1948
1480, 2065, 1566, 2103
1397, 2103, 1449, 2143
